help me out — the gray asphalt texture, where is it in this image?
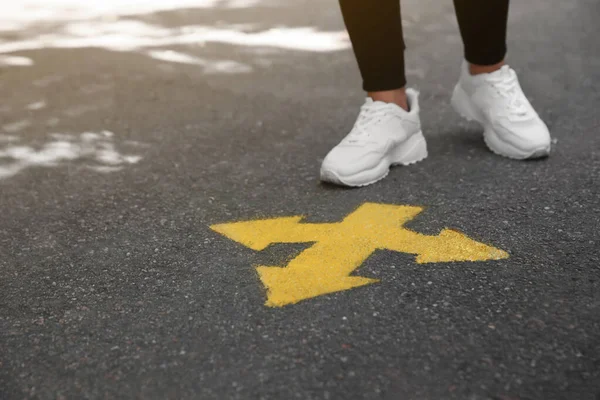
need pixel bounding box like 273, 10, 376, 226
1, 0, 599, 399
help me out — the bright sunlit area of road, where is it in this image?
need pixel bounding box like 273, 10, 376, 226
0, 0, 351, 70
0, 0, 352, 180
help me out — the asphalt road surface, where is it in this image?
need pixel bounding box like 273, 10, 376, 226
1, 0, 599, 399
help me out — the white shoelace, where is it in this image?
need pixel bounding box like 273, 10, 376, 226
345, 102, 392, 144
486, 66, 532, 120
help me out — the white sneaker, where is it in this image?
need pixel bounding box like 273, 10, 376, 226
320, 89, 427, 187
451, 61, 551, 159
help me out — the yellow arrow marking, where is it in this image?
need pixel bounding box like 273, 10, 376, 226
211, 203, 508, 307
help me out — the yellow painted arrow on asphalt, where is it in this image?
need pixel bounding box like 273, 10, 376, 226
211, 203, 508, 307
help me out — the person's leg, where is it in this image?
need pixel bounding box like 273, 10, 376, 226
451, 0, 552, 159
338, 0, 408, 110
453, 0, 509, 75
319, 0, 427, 186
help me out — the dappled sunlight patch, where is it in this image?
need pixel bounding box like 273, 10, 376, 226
0, 0, 262, 30
0, 55, 33, 66
0, 0, 351, 69
147, 49, 253, 73
0, 130, 144, 180
0, 20, 350, 54
196, 26, 350, 52
203, 59, 253, 74
26, 101, 47, 111
3, 120, 32, 133
147, 49, 205, 65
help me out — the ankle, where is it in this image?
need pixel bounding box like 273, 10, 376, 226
469, 60, 505, 75
368, 88, 409, 111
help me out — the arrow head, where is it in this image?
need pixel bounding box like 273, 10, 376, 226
257, 265, 378, 307
416, 229, 509, 264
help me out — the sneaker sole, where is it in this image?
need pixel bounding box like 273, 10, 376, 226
451, 84, 551, 160
320, 131, 428, 187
